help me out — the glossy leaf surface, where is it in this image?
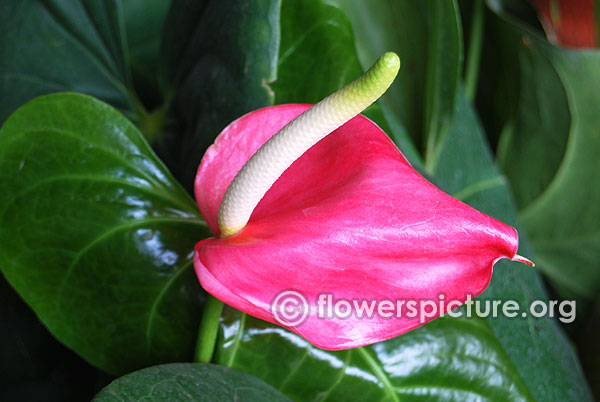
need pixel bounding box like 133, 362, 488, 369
0, 93, 211, 375
93, 363, 291, 402
216, 307, 534, 401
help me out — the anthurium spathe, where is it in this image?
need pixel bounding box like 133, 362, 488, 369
193, 53, 532, 350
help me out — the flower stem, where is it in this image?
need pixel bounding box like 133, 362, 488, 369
218, 52, 401, 237
465, 0, 484, 101
194, 294, 224, 363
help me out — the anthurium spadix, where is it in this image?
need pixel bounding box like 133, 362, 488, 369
194, 52, 533, 350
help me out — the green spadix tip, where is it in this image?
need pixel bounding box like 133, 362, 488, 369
348, 52, 400, 103
380, 52, 401, 72
369, 52, 400, 85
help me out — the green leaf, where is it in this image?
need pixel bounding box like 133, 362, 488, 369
0, 0, 171, 140
0, 93, 211, 375
158, 0, 280, 190
495, 45, 570, 210
422, 0, 463, 172
272, 0, 362, 104
121, 0, 172, 107
486, 2, 600, 300
0, 0, 135, 122
480, 0, 569, 211
216, 308, 534, 401
92, 363, 292, 402
520, 46, 600, 299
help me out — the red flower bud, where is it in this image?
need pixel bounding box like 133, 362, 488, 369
532, 0, 597, 48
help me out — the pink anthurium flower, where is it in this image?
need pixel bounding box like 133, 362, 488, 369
193, 53, 532, 350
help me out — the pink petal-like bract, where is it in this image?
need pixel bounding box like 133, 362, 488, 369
194, 104, 525, 350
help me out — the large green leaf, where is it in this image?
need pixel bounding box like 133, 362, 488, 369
93, 363, 291, 402
158, 0, 281, 190
478, 1, 570, 210
520, 45, 600, 299
0, 93, 211, 375
485, 2, 600, 300
272, 0, 365, 104
495, 43, 571, 210
0, 0, 172, 145
216, 308, 534, 401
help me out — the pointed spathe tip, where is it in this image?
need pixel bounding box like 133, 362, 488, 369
512, 254, 535, 267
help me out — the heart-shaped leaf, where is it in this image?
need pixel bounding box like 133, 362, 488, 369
92, 363, 291, 402
0, 93, 211, 375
